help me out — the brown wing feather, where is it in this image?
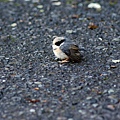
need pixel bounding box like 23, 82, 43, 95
69, 45, 81, 62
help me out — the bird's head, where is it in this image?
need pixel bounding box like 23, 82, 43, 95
52, 37, 66, 46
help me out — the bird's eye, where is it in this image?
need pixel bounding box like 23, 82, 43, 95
55, 39, 65, 46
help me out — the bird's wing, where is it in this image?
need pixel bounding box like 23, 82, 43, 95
60, 43, 81, 62
69, 44, 81, 62
60, 42, 71, 56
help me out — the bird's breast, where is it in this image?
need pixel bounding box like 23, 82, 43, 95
52, 45, 68, 60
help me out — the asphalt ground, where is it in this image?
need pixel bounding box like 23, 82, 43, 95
0, 0, 120, 120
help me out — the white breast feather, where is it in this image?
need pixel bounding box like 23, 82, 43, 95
52, 44, 68, 60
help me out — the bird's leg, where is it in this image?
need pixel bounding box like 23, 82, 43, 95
59, 58, 69, 63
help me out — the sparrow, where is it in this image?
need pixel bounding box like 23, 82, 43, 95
52, 36, 81, 63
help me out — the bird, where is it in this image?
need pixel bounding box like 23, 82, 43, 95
52, 36, 81, 63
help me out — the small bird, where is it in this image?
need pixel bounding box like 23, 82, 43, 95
52, 36, 81, 63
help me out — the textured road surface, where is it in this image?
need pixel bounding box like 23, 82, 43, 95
0, 0, 120, 120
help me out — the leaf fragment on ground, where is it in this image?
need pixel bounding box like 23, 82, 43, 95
88, 22, 98, 29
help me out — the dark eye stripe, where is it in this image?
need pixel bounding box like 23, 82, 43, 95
55, 39, 65, 46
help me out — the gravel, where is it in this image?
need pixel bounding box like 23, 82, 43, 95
0, 0, 120, 120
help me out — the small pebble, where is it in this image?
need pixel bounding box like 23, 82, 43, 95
108, 89, 114, 94
78, 110, 86, 114
18, 111, 24, 115
38, 84, 43, 88
86, 97, 92, 100
32, 0, 39, 3
112, 37, 120, 41
34, 82, 42, 84
40, 9, 44, 12
5, 67, 9, 70
37, 5, 43, 9
11, 23, 17, 27
5, 57, 9, 60
95, 46, 105, 50
66, 30, 73, 34
57, 117, 67, 120
68, 118, 73, 120
2, 80, 6, 82
30, 109, 35, 113
107, 105, 115, 111
112, 60, 120, 63
51, 0, 58, 1
98, 38, 103, 41
110, 65, 117, 68
52, 2, 61, 6
92, 103, 98, 107
88, 3, 101, 11
0, 56, 5, 59
34, 87, 39, 90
